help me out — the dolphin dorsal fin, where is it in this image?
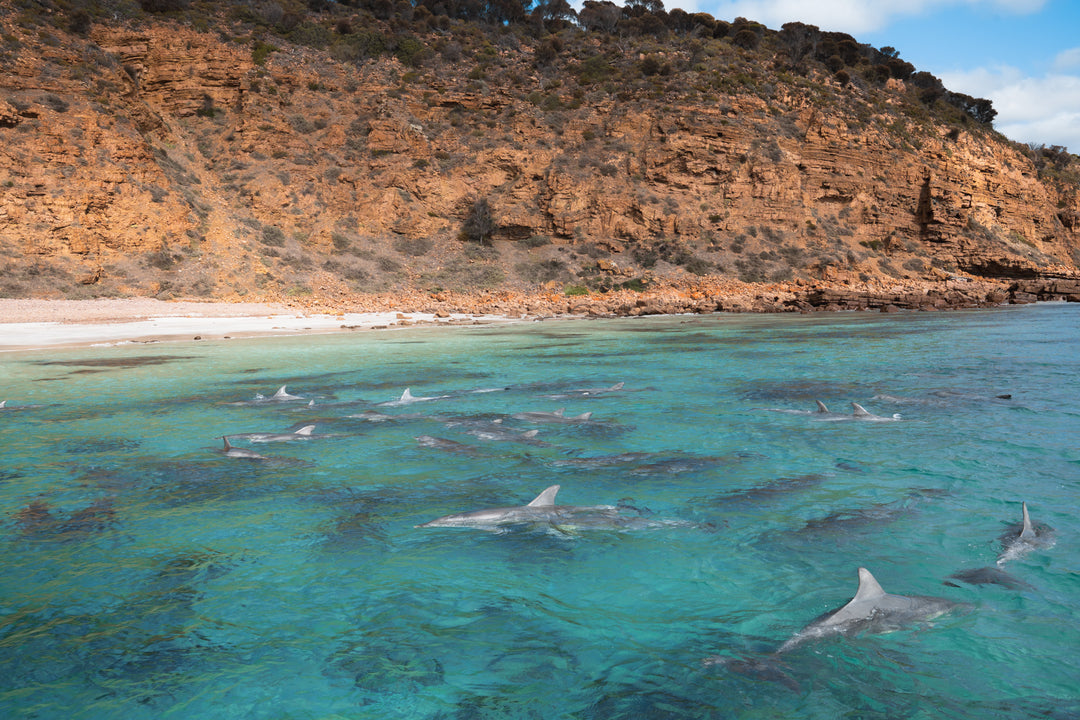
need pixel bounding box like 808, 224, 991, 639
401, 388, 413, 401
1020, 502, 1035, 539
522, 429, 540, 438
852, 567, 887, 602
222, 436, 233, 450
527, 485, 560, 507
554, 408, 565, 416
295, 425, 316, 435
273, 386, 289, 398
815, 401, 829, 413
0, 400, 6, 408
576, 412, 593, 421
610, 382, 625, 391
851, 403, 871, 417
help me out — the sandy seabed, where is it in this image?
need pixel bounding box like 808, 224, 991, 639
0, 298, 519, 352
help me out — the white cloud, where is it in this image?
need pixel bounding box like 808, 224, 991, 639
694, 0, 1046, 34
941, 66, 1080, 151
1054, 47, 1080, 70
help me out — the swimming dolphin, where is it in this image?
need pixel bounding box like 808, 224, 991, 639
542, 382, 625, 400
415, 435, 478, 455
997, 502, 1055, 566
510, 408, 594, 424
775, 567, 967, 653
463, 425, 546, 444
762, 400, 834, 416
218, 436, 268, 459
255, 385, 303, 401
416, 485, 635, 531
227, 425, 317, 443
945, 566, 1033, 590
378, 388, 446, 407
850, 403, 902, 421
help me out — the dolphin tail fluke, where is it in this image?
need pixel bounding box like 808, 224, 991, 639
1020, 502, 1035, 539
295, 425, 316, 436
527, 485, 560, 507
815, 400, 829, 413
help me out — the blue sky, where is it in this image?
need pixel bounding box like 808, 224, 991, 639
682, 0, 1080, 153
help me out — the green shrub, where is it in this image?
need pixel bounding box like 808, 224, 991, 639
252, 40, 277, 65
261, 226, 286, 247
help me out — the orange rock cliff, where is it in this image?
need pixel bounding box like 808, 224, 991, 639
1, 3, 1078, 315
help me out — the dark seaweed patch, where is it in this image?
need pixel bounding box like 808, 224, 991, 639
32, 355, 196, 370
60, 437, 141, 454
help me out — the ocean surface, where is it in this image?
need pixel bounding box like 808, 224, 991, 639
1, 304, 1078, 719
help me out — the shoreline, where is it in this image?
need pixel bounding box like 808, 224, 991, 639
1, 273, 1076, 352
0, 298, 527, 353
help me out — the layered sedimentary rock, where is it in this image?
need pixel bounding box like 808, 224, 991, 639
0, 10, 1076, 306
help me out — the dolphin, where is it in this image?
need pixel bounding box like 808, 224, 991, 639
549, 452, 654, 468
415, 435, 479, 455
218, 436, 268, 459
463, 425, 546, 444
542, 382, 625, 400
511, 408, 594, 424
945, 566, 1033, 591
227, 425, 317, 443
850, 402, 902, 421
761, 400, 834, 416
996, 502, 1055, 566
775, 567, 968, 653
254, 385, 303, 401
416, 485, 640, 531
378, 388, 446, 406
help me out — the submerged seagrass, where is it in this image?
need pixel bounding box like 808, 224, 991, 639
0, 305, 1076, 719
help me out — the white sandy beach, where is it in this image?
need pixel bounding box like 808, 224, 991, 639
0, 298, 516, 352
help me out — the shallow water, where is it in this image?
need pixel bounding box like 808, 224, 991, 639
1, 304, 1078, 719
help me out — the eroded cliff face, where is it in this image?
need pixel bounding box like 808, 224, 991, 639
0, 11, 1077, 308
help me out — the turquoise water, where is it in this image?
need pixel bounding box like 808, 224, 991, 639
1, 304, 1078, 719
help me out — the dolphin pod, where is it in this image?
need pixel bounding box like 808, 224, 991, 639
762, 401, 901, 421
